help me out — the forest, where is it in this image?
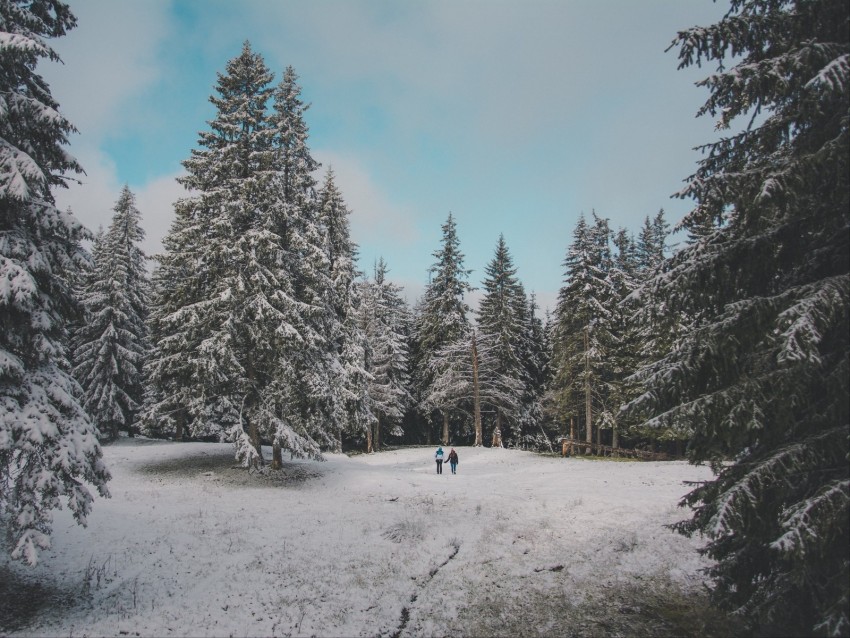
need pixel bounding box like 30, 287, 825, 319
1, 0, 847, 636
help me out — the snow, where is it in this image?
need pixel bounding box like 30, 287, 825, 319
1, 439, 716, 637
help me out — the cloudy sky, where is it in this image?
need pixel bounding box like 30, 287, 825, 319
42, 0, 729, 312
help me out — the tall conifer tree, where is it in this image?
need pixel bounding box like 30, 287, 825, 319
477, 235, 527, 444
627, 1, 849, 633
0, 0, 109, 565
73, 186, 149, 441
413, 214, 472, 444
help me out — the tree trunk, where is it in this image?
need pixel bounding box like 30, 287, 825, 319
584, 327, 592, 455
442, 411, 449, 446
272, 440, 283, 469
175, 410, 185, 442
569, 416, 575, 456
366, 422, 373, 454
472, 331, 483, 447
612, 420, 619, 458
248, 416, 262, 468
375, 413, 381, 451
492, 411, 503, 448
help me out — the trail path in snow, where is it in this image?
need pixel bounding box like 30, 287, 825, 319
0, 440, 741, 637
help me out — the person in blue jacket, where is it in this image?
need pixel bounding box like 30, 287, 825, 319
435, 446, 444, 474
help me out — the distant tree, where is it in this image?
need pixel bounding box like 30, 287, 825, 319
424, 328, 523, 447
413, 214, 472, 444
0, 0, 110, 565
626, 0, 849, 634
477, 235, 527, 445
315, 168, 372, 450
359, 258, 412, 452
73, 186, 149, 441
518, 292, 552, 450
550, 213, 618, 451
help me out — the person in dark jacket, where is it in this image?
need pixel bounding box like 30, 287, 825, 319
447, 448, 458, 474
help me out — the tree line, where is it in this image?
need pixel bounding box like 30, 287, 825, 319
1, 1, 846, 635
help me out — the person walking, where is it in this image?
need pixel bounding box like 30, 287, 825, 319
435, 447, 444, 474
448, 448, 459, 474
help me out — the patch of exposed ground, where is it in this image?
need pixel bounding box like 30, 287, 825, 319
456, 573, 746, 638
0, 566, 77, 634
133, 447, 323, 488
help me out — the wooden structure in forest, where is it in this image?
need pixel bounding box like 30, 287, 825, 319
558, 437, 669, 461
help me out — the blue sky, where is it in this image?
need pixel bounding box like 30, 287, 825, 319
43, 0, 729, 312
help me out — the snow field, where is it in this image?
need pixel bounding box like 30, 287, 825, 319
1, 440, 717, 637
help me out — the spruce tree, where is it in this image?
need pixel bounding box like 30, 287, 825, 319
627, 1, 849, 633
550, 213, 618, 450
359, 258, 412, 452
477, 235, 527, 444
73, 186, 149, 441
316, 168, 372, 450
0, 0, 110, 565
413, 214, 472, 444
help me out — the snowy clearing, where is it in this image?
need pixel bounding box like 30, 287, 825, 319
0, 440, 737, 637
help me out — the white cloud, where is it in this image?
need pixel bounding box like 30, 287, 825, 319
314, 148, 420, 251
134, 174, 185, 259
41, 0, 172, 142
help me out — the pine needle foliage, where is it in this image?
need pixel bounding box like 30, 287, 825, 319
626, 1, 849, 633
73, 186, 149, 441
0, 0, 110, 566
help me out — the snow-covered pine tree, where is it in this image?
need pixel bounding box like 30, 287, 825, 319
477, 234, 527, 445
550, 212, 618, 451
73, 186, 149, 441
316, 168, 372, 449
359, 258, 412, 452
140, 191, 214, 441
413, 213, 472, 444
607, 227, 640, 451
626, 0, 849, 633
519, 292, 552, 450
146, 44, 325, 466
0, 0, 109, 565
266, 66, 340, 462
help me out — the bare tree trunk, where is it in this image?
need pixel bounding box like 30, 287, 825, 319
492, 411, 503, 447
613, 420, 619, 457
272, 440, 283, 469
366, 422, 373, 454
248, 417, 263, 468
375, 413, 381, 451
584, 327, 592, 455
175, 411, 184, 442
472, 331, 483, 447
442, 411, 449, 446
539, 422, 553, 453
569, 416, 575, 456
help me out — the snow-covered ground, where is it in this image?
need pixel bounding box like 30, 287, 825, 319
0, 440, 727, 637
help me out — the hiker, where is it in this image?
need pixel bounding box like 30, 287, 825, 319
448, 448, 459, 474
435, 446, 444, 474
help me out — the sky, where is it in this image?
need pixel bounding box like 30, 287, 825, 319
42, 0, 730, 313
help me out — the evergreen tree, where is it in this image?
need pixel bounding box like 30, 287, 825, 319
627, 1, 849, 633
316, 168, 371, 450
477, 235, 527, 444
0, 0, 109, 565
413, 214, 472, 444
73, 186, 149, 441
518, 292, 551, 450
145, 44, 326, 466
359, 258, 412, 452
266, 65, 340, 462
550, 212, 618, 450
